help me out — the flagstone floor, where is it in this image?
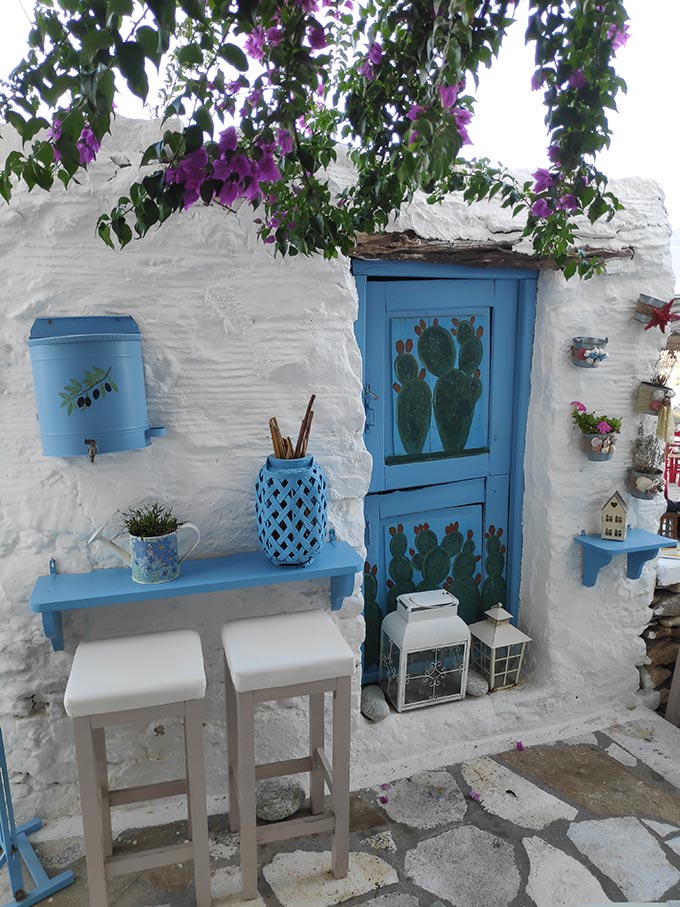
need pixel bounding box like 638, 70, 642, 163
4, 708, 680, 907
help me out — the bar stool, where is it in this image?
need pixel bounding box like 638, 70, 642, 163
64, 629, 212, 907
222, 609, 354, 900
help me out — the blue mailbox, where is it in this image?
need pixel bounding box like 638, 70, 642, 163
28, 316, 165, 458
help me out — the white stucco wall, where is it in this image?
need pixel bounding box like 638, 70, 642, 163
0, 118, 674, 824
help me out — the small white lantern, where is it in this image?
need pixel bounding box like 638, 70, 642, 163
469, 605, 531, 691
379, 589, 470, 712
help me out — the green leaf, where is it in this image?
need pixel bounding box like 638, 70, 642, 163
117, 41, 149, 99
111, 216, 133, 247
81, 29, 113, 62
0, 173, 12, 204
176, 43, 203, 67
194, 105, 213, 137
136, 25, 163, 66
184, 124, 204, 153
146, 0, 176, 32
180, 0, 206, 18
97, 218, 115, 249
218, 43, 248, 72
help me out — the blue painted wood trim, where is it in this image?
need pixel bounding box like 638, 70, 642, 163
506, 277, 537, 621
352, 259, 538, 280
574, 529, 676, 586
31, 541, 363, 650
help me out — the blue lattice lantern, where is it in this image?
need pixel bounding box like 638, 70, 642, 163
379, 589, 470, 711
27, 316, 164, 459
254, 456, 328, 566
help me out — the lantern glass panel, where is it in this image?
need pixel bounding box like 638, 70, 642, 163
471, 639, 492, 675
492, 643, 525, 688
380, 630, 401, 704
404, 644, 467, 705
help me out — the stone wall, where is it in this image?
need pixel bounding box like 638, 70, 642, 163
0, 118, 674, 822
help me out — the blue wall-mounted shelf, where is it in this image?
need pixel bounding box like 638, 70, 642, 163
574, 529, 676, 587
30, 541, 363, 651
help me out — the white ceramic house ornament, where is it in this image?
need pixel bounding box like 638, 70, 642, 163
379, 589, 470, 712
600, 491, 628, 541
468, 606, 531, 691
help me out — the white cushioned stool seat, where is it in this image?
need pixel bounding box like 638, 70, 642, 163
221, 609, 354, 693
64, 629, 206, 718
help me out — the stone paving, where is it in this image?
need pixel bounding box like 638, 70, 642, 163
4, 710, 680, 907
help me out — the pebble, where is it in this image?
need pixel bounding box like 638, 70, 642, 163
361, 685, 390, 721
465, 669, 489, 697
256, 778, 305, 822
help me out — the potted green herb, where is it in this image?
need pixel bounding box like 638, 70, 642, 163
570, 401, 622, 461
89, 501, 200, 584
627, 425, 664, 499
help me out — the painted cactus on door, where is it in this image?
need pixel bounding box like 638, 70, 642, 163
392, 314, 487, 461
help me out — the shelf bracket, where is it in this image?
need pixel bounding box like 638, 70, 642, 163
627, 548, 660, 580
581, 549, 613, 587
42, 612, 64, 652
330, 574, 355, 611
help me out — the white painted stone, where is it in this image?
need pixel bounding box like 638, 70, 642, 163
523, 835, 611, 907
461, 757, 578, 829
0, 115, 674, 822
262, 850, 398, 907
608, 718, 680, 791
379, 770, 466, 829
405, 826, 520, 907
362, 830, 398, 853
666, 835, 680, 857
605, 742, 638, 766
357, 896, 419, 907
211, 866, 267, 906
567, 817, 680, 902
642, 819, 679, 838
563, 733, 599, 746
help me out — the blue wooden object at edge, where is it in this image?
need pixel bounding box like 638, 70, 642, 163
31, 541, 363, 651
1, 728, 75, 906
574, 529, 677, 587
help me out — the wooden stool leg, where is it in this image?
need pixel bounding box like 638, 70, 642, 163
73, 717, 109, 907
309, 692, 325, 814
92, 727, 112, 857
236, 690, 258, 900
185, 700, 212, 907
331, 676, 351, 879
224, 656, 240, 833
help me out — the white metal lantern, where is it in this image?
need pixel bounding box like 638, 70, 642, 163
469, 605, 531, 691
379, 589, 470, 712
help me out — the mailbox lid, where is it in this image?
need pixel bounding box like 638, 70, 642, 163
28, 316, 141, 346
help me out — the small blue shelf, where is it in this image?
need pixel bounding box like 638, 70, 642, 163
574, 529, 676, 587
30, 541, 363, 651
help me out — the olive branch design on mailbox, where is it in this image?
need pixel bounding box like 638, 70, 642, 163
59, 366, 118, 415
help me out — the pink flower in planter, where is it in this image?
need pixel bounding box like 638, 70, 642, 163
596, 421, 612, 434
570, 401, 587, 413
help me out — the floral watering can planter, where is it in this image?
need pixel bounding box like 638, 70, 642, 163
636, 381, 675, 415
581, 432, 618, 461
254, 455, 328, 566
571, 336, 608, 368
627, 467, 664, 500
88, 524, 201, 583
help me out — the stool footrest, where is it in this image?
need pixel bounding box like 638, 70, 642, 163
104, 841, 194, 879
255, 756, 312, 781
108, 778, 187, 807
257, 813, 335, 845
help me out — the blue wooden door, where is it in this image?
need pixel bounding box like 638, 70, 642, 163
356, 263, 536, 683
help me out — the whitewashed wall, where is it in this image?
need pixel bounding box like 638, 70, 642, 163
0, 118, 673, 823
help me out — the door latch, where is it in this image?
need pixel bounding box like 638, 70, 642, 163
362, 384, 379, 429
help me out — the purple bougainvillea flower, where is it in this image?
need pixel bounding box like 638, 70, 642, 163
570, 401, 587, 412
77, 126, 101, 165
226, 80, 242, 94
257, 153, 282, 183
368, 41, 383, 65
244, 26, 266, 60
378, 795, 389, 804
218, 126, 238, 154
359, 60, 374, 80
308, 25, 327, 49
453, 107, 472, 144
380, 782, 391, 791
216, 179, 241, 207
607, 23, 630, 50
267, 26, 283, 46
408, 130, 419, 144
597, 421, 612, 434
531, 198, 552, 219
568, 69, 586, 89
296, 0, 319, 10
532, 168, 554, 193
276, 128, 294, 156
407, 104, 427, 121
547, 144, 561, 165
557, 193, 579, 212
438, 84, 460, 110
515, 740, 525, 751
469, 790, 481, 801
47, 118, 62, 143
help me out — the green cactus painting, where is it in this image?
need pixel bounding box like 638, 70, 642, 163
393, 339, 432, 455
445, 528, 482, 624
363, 562, 382, 670
385, 523, 416, 614
482, 525, 507, 609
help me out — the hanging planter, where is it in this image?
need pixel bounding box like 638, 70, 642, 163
571, 336, 608, 368
571, 401, 622, 462
627, 425, 665, 499
636, 380, 674, 415
634, 294, 680, 333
